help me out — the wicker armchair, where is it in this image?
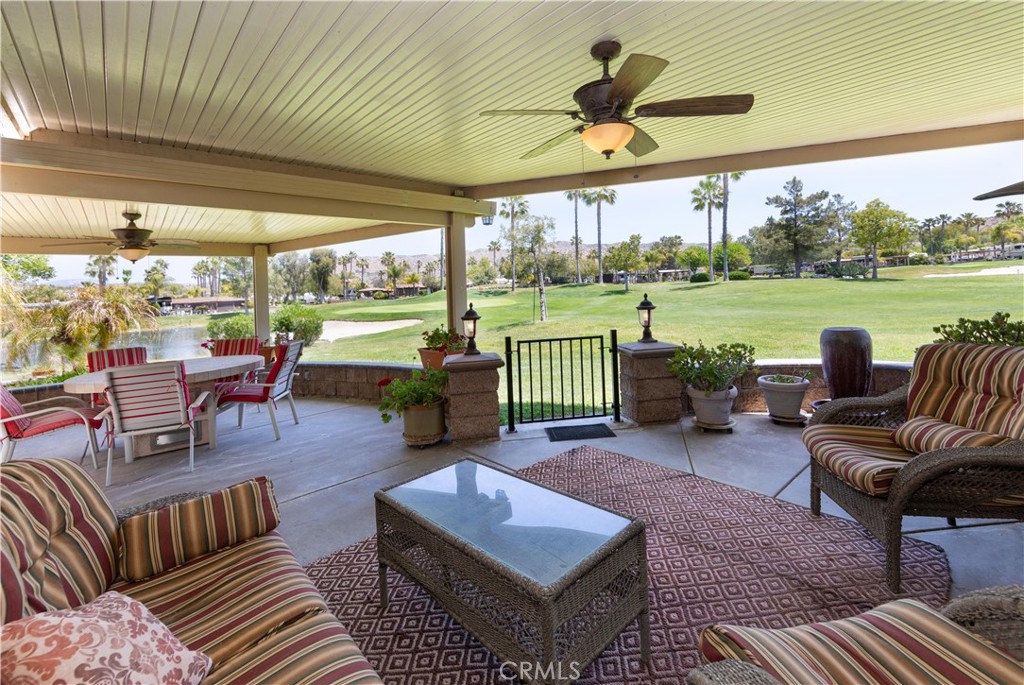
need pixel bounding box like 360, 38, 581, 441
687, 586, 1024, 685
805, 342, 1024, 592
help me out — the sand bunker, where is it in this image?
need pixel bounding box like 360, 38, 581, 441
924, 264, 1024, 278
320, 319, 421, 342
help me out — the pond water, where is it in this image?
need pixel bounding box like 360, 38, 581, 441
119, 326, 212, 360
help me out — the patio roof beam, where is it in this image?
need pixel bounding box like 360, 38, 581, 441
463, 121, 1022, 199
269, 223, 441, 255
0, 236, 251, 257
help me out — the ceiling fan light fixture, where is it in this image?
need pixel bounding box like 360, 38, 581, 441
117, 246, 150, 263
581, 121, 634, 159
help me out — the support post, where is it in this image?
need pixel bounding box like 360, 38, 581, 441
252, 244, 271, 343
445, 213, 470, 332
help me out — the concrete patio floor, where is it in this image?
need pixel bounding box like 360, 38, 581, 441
16, 397, 1023, 598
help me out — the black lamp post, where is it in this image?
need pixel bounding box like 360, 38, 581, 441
636, 293, 656, 343
461, 303, 481, 355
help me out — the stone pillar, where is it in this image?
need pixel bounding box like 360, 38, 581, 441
618, 341, 683, 424
444, 352, 504, 443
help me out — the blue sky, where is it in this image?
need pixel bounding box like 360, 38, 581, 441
47, 141, 1022, 284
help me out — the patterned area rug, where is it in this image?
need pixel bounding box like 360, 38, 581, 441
305, 446, 951, 683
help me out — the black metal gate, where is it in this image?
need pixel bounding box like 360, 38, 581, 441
504, 330, 619, 432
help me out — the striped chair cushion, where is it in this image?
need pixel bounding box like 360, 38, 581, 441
0, 459, 118, 622
699, 598, 1024, 685
202, 610, 382, 685
113, 532, 329, 669
87, 347, 148, 372
118, 477, 281, 582
907, 343, 1024, 439
17, 405, 106, 438
0, 386, 31, 437
893, 416, 1012, 454
210, 338, 260, 357
804, 424, 915, 496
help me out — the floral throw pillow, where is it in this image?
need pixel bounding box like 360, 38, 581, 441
1, 591, 210, 685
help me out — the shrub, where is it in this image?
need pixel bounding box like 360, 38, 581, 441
689, 272, 710, 283
207, 314, 255, 340
728, 271, 751, 281
933, 312, 1024, 346
272, 303, 324, 346
372, 291, 387, 300
825, 262, 869, 278
908, 254, 931, 266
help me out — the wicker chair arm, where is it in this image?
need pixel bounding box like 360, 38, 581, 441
685, 660, 782, 685
808, 385, 909, 428
942, 585, 1024, 658
886, 440, 1024, 512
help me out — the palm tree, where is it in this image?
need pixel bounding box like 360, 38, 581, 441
691, 176, 723, 282
356, 257, 369, 291
487, 240, 501, 271
85, 255, 118, 291
582, 187, 617, 284
919, 217, 937, 255
934, 213, 952, 256
500, 196, 529, 292
564, 189, 586, 282
342, 251, 358, 299
995, 201, 1022, 220
720, 171, 746, 281
957, 212, 984, 241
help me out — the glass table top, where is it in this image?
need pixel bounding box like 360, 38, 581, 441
383, 460, 631, 586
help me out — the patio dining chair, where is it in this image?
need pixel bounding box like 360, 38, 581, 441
208, 336, 261, 387
216, 341, 303, 441
86, 346, 148, 406
104, 361, 214, 487
0, 385, 104, 468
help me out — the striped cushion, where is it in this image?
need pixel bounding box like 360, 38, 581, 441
118, 477, 281, 581
907, 343, 1024, 439
0, 460, 118, 622
16, 405, 106, 437
210, 338, 260, 357
893, 416, 1012, 454
804, 424, 915, 496
0, 386, 31, 437
113, 532, 329, 669
203, 610, 382, 685
87, 347, 148, 372
699, 598, 1024, 685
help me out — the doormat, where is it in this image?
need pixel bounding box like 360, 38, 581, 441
306, 446, 950, 684
544, 423, 616, 441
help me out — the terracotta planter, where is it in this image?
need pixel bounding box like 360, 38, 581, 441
418, 348, 446, 370
686, 385, 738, 428
402, 400, 446, 447
757, 375, 810, 420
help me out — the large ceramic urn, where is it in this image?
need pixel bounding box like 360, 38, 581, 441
819, 327, 873, 399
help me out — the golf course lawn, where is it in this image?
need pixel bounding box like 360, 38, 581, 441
303, 262, 1023, 364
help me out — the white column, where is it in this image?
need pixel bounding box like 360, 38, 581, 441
252, 245, 271, 343
445, 213, 470, 332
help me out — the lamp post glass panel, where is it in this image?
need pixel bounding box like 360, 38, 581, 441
462, 303, 481, 355
636, 293, 656, 343
481, 215, 494, 226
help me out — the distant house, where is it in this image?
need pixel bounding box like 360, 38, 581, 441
358, 287, 391, 299
169, 296, 244, 314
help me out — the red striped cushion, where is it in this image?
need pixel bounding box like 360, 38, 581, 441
907, 343, 1024, 439
118, 477, 281, 582
892, 416, 1011, 454
699, 598, 1024, 685
210, 338, 259, 357
0, 386, 31, 437
113, 533, 328, 669
804, 424, 915, 496
17, 406, 106, 438
86, 347, 148, 372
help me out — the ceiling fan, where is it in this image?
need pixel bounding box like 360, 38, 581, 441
481, 40, 754, 160
45, 211, 200, 263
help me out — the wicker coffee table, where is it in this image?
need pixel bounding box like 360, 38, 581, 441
375, 459, 649, 683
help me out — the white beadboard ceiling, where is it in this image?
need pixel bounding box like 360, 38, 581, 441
1, 0, 1021, 255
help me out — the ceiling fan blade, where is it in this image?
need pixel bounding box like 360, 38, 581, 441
521, 126, 581, 159
481, 109, 578, 117
607, 54, 669, 106
41, 238, 114, 247
634, 94, 754, 117
625, 125, 659, 157
150, 240, 200, 251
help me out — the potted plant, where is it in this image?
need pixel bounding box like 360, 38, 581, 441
418, 325, 467, 370
668, 341, 755, 431
757, 371, 812, 424
378, 368, 448, 447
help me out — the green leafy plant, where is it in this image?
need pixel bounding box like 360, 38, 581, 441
668, 341, 756, 395
272, 303, 324, 346
421, 324, 466, 353
207, 313, 255, 340
729, 271, 751, 281
762, 371, 812, 383
378, 368, 448, 423
689, 272, 711, 283
933, 312, 1024, 346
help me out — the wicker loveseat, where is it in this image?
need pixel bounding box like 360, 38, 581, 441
804, 342, 1024, 592
1, 458, 381, 684
688, 586, 1024, 685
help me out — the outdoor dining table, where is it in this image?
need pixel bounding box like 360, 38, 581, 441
63, 355, 265, 462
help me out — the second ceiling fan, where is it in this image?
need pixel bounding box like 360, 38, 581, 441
481, 40, 754, 160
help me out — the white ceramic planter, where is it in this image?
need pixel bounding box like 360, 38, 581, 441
686, 385, 738, 427
757, 375, 810, 420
